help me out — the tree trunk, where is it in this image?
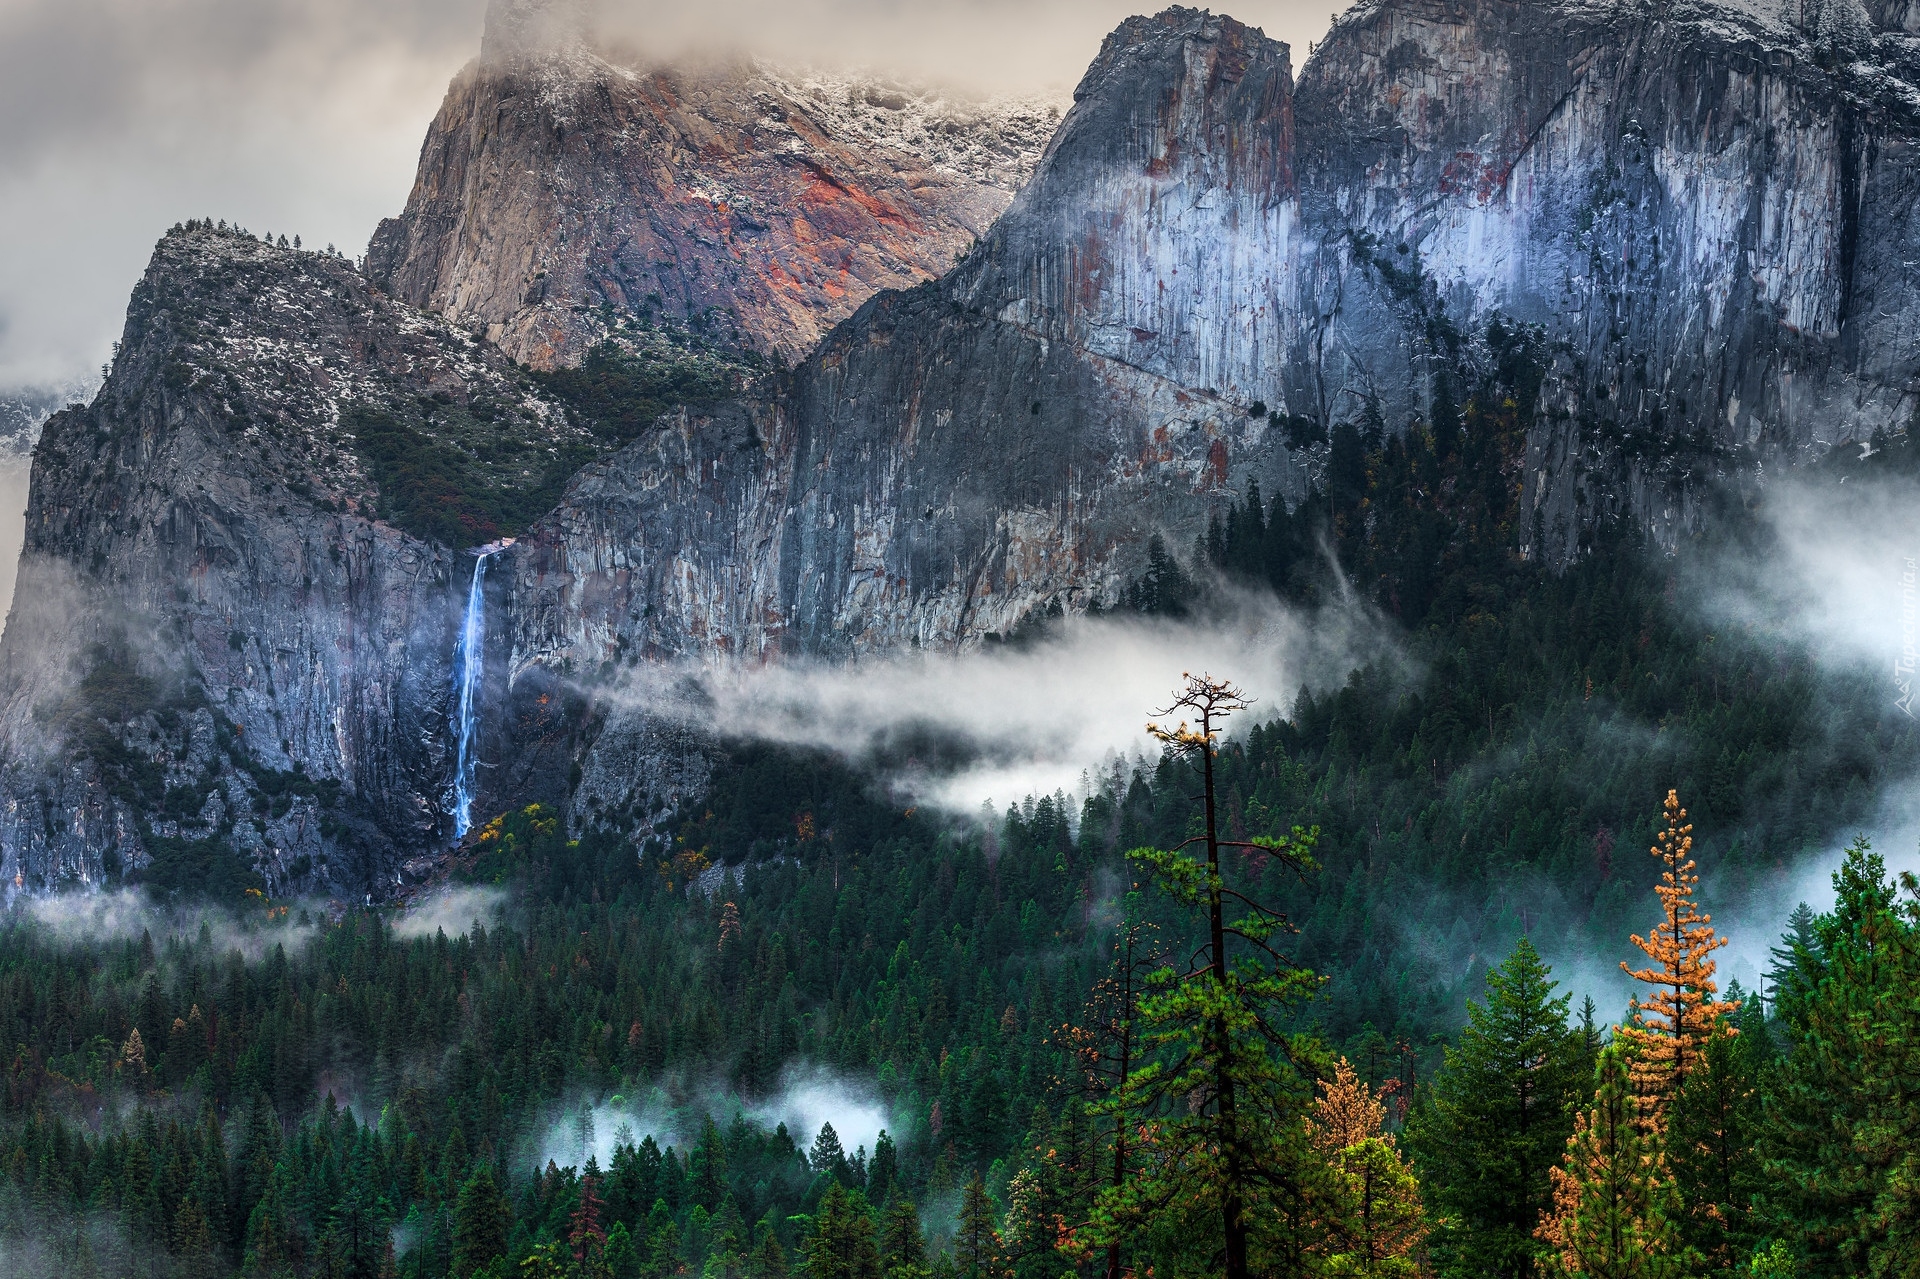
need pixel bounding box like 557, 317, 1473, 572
1202, 722, 1249, 1279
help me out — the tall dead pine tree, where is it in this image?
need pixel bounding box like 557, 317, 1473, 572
1616, 790, 1738, 1128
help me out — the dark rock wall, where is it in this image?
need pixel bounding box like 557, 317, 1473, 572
0, 229, 571, 897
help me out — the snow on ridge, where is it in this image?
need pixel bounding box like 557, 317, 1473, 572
753, 61, 1067, 194
144, 231, 575, 513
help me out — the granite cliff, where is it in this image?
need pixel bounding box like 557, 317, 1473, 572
365, 4, 1063, 368
505, 0, 1920, 683
1293, 0, 1920, 557
0, 225, 578, 897
497, 0, 1920, 827
10, 0, 1920, 889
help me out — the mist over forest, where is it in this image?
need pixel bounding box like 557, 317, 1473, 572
3, 0, 1920, 1277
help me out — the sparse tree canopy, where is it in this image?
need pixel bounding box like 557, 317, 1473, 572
1096, 674, 1324, 1279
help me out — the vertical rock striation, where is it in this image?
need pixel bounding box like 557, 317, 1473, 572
1289, 0, 1920, 556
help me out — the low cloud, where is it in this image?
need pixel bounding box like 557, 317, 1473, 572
15, 886, 317, 960
1680, 466, 1920, 995
615, 592, 1396, 812
579, 0, 1330, 95
745, 1064, 892, 1159
535, 1064, 891, 1173
389, 883, 509, 939
1695, 470, 1920, 682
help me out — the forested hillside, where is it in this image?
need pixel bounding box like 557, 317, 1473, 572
5, 298, 1920, 1277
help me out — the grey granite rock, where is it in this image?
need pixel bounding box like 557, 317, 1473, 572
0, 227, 572, 898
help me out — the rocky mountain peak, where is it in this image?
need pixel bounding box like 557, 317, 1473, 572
368, 28, 1065, 369
479, 0, 590, 64
0, 220, 583, 898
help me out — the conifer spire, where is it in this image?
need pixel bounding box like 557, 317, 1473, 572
1617, 790, 1738, 1126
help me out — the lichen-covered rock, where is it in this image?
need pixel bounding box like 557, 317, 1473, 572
0, 226, 571, 899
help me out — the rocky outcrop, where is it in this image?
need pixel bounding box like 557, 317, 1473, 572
494, 10, 1311, 829
492, 0, 1920, 824
508, 0, 1920, 693
503, 11, 1303, 662
0, 225, 573, 897
365, 7, 1063, 368
1291, 0, 1920, 558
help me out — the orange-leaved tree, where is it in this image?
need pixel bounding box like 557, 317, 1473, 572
1616, 790, 1738, 1128
1311, 1058, 1428, 1276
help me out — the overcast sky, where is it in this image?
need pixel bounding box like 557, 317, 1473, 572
0, 0, 1336, 394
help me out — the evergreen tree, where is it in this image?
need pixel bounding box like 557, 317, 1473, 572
1405, 937, 1588, 1279
867, 1132, 899, 1204
1764, 903, 1821, 1014
1099, 675, 1323, 1279
1311, 1058, 1428, 1276
749, 1222, 792, 1279
1074, 910, 1162, 1279
956, 1175, 1000, 1279
572, 1174, 611, 1276
801, 1183, 880, 1279
1666, 995, 1765, 1272
608, 1221, 643, 1279
451, 1165, 512, 1279
693, 1117, 729, 1210
878, 1200, 927, 1279
811, 1124, 852, 1188
1756, 838, 1920, 1275
1536, 1044, 1688, 1278
643, 1199, 682, 1279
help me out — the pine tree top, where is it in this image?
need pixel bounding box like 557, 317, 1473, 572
1617, 790, 1740, 1120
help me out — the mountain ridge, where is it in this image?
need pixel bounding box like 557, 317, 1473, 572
8, 0, 1920, 891
365, 27, 1065, 369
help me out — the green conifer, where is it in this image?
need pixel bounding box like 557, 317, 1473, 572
1405, 937, 1588, 1278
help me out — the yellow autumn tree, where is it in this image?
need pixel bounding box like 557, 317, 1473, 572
1311, 1057, 1428, 1277
1616, 790, 1738, 1128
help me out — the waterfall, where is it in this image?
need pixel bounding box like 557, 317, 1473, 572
450, 542, 508, 840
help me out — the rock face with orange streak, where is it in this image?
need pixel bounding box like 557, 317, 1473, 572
366, 18, 1061, 368
500, 8, 1303, 681
498, 7, 1306, 831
